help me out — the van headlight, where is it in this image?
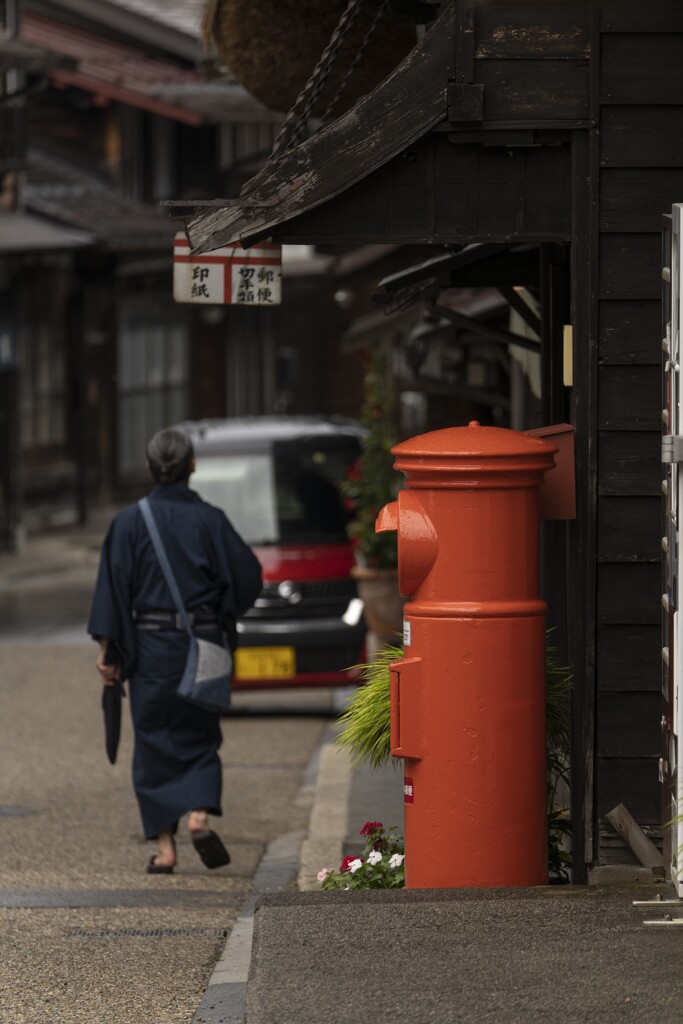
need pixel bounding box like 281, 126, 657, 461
342, 597, 364, 626
277, 580, 303, 604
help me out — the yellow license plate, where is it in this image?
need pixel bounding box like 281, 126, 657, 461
235, 646, 296, 679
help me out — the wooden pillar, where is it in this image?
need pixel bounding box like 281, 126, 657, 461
568, 117, 600, 881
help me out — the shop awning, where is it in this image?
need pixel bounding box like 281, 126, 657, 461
0, 211, 94, 252
0, 37, 73, 72
20, 13, 273, 127
25, 149, 176, 253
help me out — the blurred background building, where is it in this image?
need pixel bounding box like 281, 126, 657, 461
0, 0, 520, 546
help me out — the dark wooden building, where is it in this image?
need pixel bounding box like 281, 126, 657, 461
1, 0, 364, 541
187, 0, 683, 880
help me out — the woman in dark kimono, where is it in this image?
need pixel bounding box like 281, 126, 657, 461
88, 429, 262, 873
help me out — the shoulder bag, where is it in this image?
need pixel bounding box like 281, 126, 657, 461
138, 497, 232, 714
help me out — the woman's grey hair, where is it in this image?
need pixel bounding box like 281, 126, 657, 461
146, 429, 194, 485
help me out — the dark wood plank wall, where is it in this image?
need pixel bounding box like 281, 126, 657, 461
469, 0, 682, 848
595, 8, 683, 828
282, 136, 572, 244
282, 0, 591, 246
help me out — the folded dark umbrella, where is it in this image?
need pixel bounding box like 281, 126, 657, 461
101, 642, 126, 765
102, 680, 124, 765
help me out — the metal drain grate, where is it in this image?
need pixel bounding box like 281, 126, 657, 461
70, 927, 229, 938
0, 888, 242, 909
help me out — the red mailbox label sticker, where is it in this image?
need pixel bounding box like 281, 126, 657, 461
404, 777, 414, 804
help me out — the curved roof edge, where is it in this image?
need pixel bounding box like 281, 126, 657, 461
186, 1, 455, 255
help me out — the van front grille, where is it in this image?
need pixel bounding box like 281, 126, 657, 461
243, 578, 357, 619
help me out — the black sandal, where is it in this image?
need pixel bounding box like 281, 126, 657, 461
191, 830, 231, 869
146, 855, 174, 875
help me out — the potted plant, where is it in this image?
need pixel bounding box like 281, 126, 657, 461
343, 347, 404, 646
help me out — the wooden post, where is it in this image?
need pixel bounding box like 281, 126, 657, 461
606, 804, 664, 869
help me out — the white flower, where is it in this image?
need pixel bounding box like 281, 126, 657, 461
367, 851, 383, 866
317, 869, 330, 882
389, 853, 404, 869
348, 858, 363, 873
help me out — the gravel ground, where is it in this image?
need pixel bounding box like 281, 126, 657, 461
0, 905, 238, 1024
0, 643, 328, 1023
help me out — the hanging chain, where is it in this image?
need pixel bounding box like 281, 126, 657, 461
319, 0, 389, 127
268, 0, 366, 164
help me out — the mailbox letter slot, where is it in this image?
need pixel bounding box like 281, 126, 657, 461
389, 656, 422, 760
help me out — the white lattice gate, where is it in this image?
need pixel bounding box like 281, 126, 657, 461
662, 204, 683, 893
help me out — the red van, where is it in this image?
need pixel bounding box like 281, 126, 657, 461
181, 416, 366, 689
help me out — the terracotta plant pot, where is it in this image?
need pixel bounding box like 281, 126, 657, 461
351, 565, 405, 641
206, 0, 416, 116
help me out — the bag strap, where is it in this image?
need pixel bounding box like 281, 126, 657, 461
138, 497, 194, 636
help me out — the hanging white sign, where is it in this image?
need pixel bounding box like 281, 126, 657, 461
173, 232, 282, 306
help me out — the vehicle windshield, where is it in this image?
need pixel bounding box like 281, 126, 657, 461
191, 438, 358, 545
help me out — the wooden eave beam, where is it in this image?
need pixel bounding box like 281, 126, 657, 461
413, 377, 512, 412
427, 302, 540, 354
446, 248, 540, 288
186, 1, 456, 255
497, 285, 541, 337
378, 243, 512, 293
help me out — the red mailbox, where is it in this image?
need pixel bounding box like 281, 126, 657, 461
376, 421, 557, 888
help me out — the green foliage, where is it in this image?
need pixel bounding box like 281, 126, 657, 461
319, 822, 405, 890
546, 635, 573, 756
547, 755, 572, 883
547, 804, 572, 881
545, 636, 572, 881
342, 348, 399, 568
336, 643, 403, 771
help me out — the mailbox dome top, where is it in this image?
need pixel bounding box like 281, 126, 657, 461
392, 423, 558, 459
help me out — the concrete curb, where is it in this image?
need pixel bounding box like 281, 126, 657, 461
193, 831, 304, 1024
193, 722, 344, 1024
297, 726, 352, 892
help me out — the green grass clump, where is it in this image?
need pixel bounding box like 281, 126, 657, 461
336, 633, 572, 773
336, 643, 403, 770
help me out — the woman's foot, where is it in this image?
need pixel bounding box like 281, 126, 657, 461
188, 809, 230, 868
147, 856, 173, 875
187, 810, 209, 835
148, 828, 177, 872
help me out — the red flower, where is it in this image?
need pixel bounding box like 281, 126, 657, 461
360, 821, 383, 837
339, 855, 358, 874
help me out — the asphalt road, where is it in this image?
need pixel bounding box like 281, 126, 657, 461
0, 572, 340, 1024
